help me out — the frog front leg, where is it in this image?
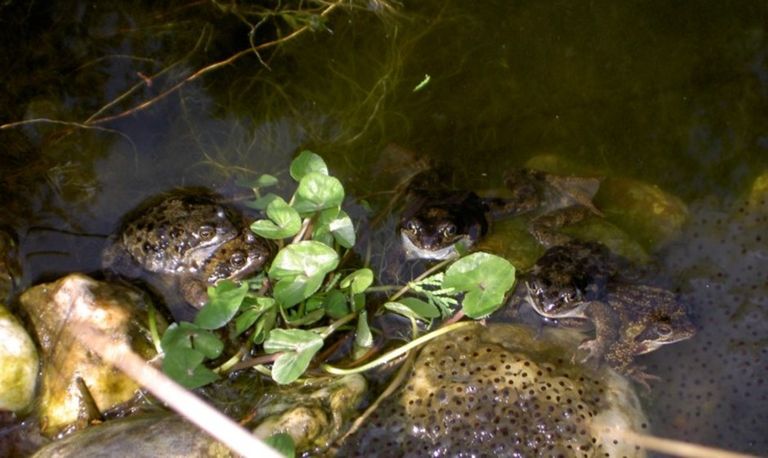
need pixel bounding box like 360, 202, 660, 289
180, 278, 209, 309
577, 300, 620, 363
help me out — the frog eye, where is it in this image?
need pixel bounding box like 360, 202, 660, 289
199, 224, 216, 240
441, 223, 458, 238
404, 220, 421, 233
655, 322, 674, 338
230, 251, 247, 268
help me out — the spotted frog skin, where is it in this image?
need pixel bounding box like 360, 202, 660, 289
523, 241, 696, 385
524, 241, 629, 319
102, 191, 274, 309
179, 228, 274, 308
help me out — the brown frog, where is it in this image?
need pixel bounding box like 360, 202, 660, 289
522, 241, 696, 386
399, 189, 489, 260
102, 191, 274, 311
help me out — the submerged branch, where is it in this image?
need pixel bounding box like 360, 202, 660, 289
86, 0, 345, 126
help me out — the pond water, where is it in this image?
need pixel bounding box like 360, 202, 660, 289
1, 0, 767, 455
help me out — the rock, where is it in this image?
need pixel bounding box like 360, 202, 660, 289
251, 374, 367, 453
32, 373, 367, 457
18, 274, 164, 437
342, 323, 648, 457
32, 412, 232, 458
595, 177, 688, 249
0, 305, 38, 412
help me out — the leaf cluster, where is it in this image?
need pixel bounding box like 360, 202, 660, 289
161, 151, 517, 389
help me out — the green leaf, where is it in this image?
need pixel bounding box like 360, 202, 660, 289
324, 290, 349, 319
283, 308, 325, 326
161, 322, 223, 358
317, 208, 356, 248
161, 348, 219, 389
245, 193, 280, 211
191, 330, 225, 359
251, 197, 301, 239
442, 252, 517, 319
355, 310, 373, 348
270, 344, 322, 384
400, 297, 441, 318
160, 322, 222, 389
264, 328, 324, 353
251, 306, 278, 344
265, 433, 295, 458
234, 297, 276, 336
255, 174, 279, 188
273, 273, 325, 307
269, 241, 339, 279
352, 292, 366, 312
264, 329, 324, 384
290, 150, 328, 180
291, 173, 344, 214
194, 280, 249, 330
339, 268, 374, 294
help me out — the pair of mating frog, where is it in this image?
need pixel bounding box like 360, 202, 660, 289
101, 191, 274, 312
399, 168, 695, 385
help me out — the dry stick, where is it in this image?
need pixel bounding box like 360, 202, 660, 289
73, 322, 282, 458
605, 427, 758, 458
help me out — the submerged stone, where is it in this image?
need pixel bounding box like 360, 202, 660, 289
31, 412, 233, 458
0, 305, 39, 412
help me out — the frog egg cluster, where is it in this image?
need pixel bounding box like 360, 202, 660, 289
343, 324, 646, 457
644, 193, 768, 453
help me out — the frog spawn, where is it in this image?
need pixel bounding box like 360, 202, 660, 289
342, 324, 647, 457
641, 183, 768, 453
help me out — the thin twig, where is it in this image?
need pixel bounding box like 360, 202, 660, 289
333, 349, 416, 447
603, 427, 758, 458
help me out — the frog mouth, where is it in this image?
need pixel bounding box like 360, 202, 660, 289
400, 232, 469, 260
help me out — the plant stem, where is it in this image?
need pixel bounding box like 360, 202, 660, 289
321, 320, 474, 375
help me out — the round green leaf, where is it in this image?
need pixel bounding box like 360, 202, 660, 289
273, 273, 326, 307
324, 290, 349, 319
270, 344, 322, 385
290, 150, 328, 180
255, 174, 279, 188
251, 197, 301, 239
318, 209, 355, 248
340, 268, 374, 294
194, 280, 249, 330
269, 241, 339, 279
442, 252, 517, 319
161, 348, 219, 389
265, 329, 324, 384
291, 173, 344, 214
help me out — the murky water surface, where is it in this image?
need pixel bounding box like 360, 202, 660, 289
1, 0, 767, 455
